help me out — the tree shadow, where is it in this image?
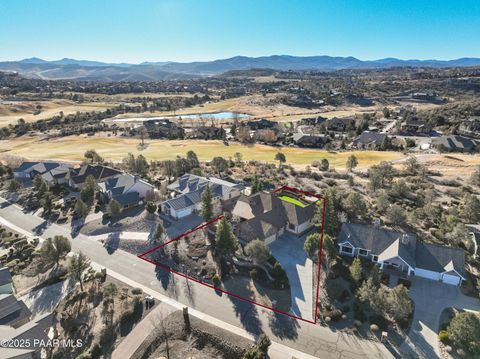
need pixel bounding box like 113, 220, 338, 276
104, 232, 120, 255
32, 220, 49, 235
183, 278, 196, 306
155, 266, 171, 290
224, 276, 263, 336
268, 311, 299, 340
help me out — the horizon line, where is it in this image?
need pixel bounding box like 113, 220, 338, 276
2, 54, 480, 66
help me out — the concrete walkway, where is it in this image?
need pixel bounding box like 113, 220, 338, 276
400, 277, 480, 358
111, 301, 178, 359
94, 263, 320, 359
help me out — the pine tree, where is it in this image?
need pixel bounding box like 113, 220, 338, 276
215, 217, 238, 257
201, 186, 213, 221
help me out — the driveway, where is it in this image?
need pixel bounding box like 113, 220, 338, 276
161, 213, 203, 240
400, 277, 480, 358
268, 233, 313, 321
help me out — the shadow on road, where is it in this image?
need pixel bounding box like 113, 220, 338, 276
224, 276, 263, 336
268, 311, 299, 340
32, 220, 49, 236
104, 232, 120, 254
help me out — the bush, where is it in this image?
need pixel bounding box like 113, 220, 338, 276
90, 343, 102, 359
438, 330, 450, 343
212, 274, 221, 286
131, 288, 143, 295
324, 308, 343, 322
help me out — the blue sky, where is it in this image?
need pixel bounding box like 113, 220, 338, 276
1, 0, 479, 63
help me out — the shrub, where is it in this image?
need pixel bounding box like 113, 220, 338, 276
438, 330, 449, 343
212, 274, 221, 286
131, 288, 143, 295
90, 343, 102, 359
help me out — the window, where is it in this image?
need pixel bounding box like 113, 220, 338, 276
341, 245, 353, 254
358, 249, 368, 256
289, 223, 296, 230
372, 255, 378, 262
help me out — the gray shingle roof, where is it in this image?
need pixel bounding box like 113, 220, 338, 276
415, 242, 465, 277
338, 223, 465, 276
70, 165, 122, 185
432, 135, 479, 152
0, 267, 12, 286
113, 192, 140, 207
0, 294, 21, 320
234, 191, 318, 242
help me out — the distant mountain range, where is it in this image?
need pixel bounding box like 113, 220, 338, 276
1, 55, 480, 82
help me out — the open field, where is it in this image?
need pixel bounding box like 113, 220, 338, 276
109, 94, 389, 123
0, 99, 118, 126
0, 136, 405, 168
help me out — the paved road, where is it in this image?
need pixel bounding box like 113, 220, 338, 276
400, 277, 480, 358
269, 233, 313, 321
0, 198, 393, 359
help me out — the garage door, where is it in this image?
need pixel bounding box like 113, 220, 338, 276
442, 274, 461, 286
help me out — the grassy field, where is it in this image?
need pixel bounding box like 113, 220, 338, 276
0, 136, 405, 168
0, 100, 118, 126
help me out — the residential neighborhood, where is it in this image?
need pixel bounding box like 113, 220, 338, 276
1, 1, 480, 358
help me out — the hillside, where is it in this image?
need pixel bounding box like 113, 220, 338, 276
2, 55, 480, 81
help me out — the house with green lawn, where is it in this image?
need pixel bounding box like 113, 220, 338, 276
231, 189, 319, 244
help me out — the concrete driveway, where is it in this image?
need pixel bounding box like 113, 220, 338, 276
160, 213, 203, 240
400, 277, 480, 358
268, 233, 313, 321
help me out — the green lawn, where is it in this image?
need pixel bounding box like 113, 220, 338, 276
278, 195, 306, 207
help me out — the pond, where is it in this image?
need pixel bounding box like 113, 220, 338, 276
109, 111, 249, 123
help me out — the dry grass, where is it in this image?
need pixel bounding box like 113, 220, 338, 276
0, 99, 117, 126
0, 136, 405, 168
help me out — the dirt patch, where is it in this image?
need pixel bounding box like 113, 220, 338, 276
133, 310, 251, 359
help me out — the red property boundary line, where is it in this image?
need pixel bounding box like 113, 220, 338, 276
138, 186, 327, 325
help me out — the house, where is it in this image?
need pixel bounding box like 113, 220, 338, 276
0, 266, 13, 294
431, 135, 480, 153
299, 116, 327, 126
352, 131, 387, 149
0, 312, 54, 358
400, 119, 432, 135
69, 165, 122, 189
161, 174, 244, 219
99, 173, 155, 209
326, 117, 355, 132
0, 294, 31, 328
231, 190, 318, 245
143, 119, 185, 139
337, 223, 466, 286
186, 126, 226, 140
246, 119, 276, 130
293, 133, 327, 148
13, 161, 62, 180
40, 165, 72, 187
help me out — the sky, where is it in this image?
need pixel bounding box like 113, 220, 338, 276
1, 0, 480, 63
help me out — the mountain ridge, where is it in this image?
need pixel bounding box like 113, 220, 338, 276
2, 54, 480, 81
